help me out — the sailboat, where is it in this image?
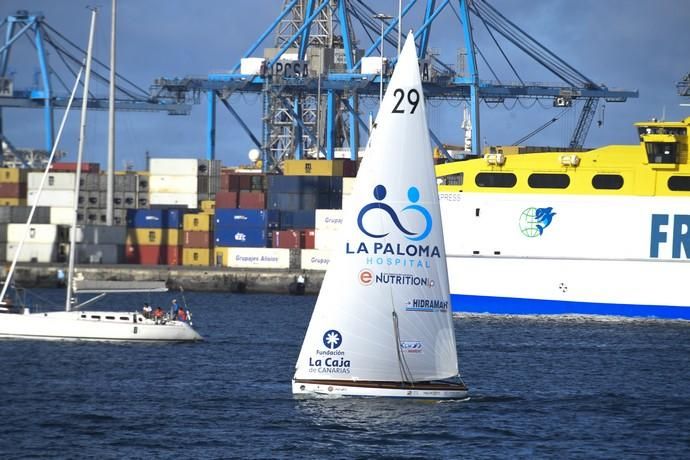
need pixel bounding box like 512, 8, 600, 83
292, 33, 467, 398
0, 9, 201, 342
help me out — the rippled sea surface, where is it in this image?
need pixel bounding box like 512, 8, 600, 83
1, 290, 689, 459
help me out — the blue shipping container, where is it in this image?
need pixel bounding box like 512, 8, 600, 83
127, 208, 187, 228
279, 210, 316, 230
215, 209, 279, 228
267, 175, 342, 194
214, 224, 268, 247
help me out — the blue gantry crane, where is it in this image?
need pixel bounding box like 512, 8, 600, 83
151, 0, 638, 173
0, 10, 190, 163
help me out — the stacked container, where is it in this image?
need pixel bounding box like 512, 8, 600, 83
217, 169, 266, 209
182, 213, 213, 266
0, 167, 27, 207
125, 209, 186, 265
214, 209, 277, 248
149, 158, 221, 209
6, 223, 67, 263
73, 225, 125, 264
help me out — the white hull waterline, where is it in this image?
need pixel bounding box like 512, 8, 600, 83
0, 310, 201, 341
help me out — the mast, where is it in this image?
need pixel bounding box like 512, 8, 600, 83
106, 0, 116, 225
66, 8, 97, 312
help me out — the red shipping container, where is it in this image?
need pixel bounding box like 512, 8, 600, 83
165, 245, 181, 265
238, 191, 266, 209
125, 244, 163, 265
183, 231, 212, 248
273, 230, 301, 249
238, 174, 252, 190
302, 229, 316, 249
220, 174, 240, 191
340, 159, 358, 177
0, 183, 26, 198
50, 162, 100, 173
215, 191, 238, 208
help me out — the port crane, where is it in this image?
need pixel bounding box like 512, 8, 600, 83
0, 10, 191, 165
150, 0, 637, 172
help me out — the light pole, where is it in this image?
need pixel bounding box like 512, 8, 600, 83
373, 13, 392, 103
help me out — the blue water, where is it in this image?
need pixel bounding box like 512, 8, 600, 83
1, 290, 689, 459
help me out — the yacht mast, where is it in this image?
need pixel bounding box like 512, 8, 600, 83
106, 0, 116, 225
66, 8, 97, 311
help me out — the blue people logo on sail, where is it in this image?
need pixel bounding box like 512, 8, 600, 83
346, 184, 441, 268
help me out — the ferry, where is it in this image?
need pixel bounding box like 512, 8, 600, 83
436, 116, 690, 320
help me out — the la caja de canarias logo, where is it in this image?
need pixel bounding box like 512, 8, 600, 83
347, 184, 441, 268
307, 329, 351, 375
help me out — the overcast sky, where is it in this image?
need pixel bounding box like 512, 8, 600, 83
1, 0, 689, 170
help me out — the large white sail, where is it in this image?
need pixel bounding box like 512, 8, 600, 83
294, 33, 459, 385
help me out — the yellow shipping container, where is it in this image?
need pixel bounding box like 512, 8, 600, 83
283, 159, 343, 176
126, 228, 163, 245
165, 229, 181, 245
0, 168, 27, 183
0, 198, 25, 206
183, 248, 211, 266
183, 213, 212, 231
213, 247, 230, 266
200, 200, 215, 213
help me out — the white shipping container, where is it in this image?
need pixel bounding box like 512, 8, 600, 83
300, 249, 331, 271
5, 242, 57, 263
7, 223, 59, 243
361, 56, 387, 75
28, 189, 76, 208
149, 158, 220, 177
240, 57, 266, 75
149, 192, 198, 209
28, 172, 76, 191
315, 209, 344, 231
314, 227, 342, 251
149, 175, 198, 194
216, 247, 290, 269
50, 207, 74, 225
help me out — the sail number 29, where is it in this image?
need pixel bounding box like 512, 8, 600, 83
392, 88, 419, 114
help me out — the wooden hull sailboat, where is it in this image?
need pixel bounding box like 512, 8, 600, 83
292, 33, 467, 399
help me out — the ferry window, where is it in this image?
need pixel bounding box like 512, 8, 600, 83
668, 176, 690, 191
528, 173, 570, 189
106, 316, 116, 320
91, 315, 101, 320
592, 174, 624, 190
443, 173, 463, 186
120, 317, 129, 321
475, 172, 517, 188
645, 142, 678, 164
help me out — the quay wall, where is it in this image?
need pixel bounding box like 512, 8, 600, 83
2, 264, 325, 295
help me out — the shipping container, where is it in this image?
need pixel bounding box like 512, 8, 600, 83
182, 248, 211, 266
50, 162, 100, 173
315, 209, 344, 230
214, 247, 290, 269
283, 159, 356, 177
0, 198, 25, 207
124, 244, 163, 265
183, 213, 212, 232
267, 175, 342, 194
273, 230, 301, 249
214, 225, 267, 247
28, 172, 76, 190
0, 206, 50, 224
200, 200, 215, 214
302, 229, 316, 249
149, 158, 221, 176
183, 230, 212, 248
279, 210, 316, 229
149, 192, 198, 209
126, 208, 187, 229
71, 225, 126, 244
0, 223, 7, 243
28, 189, 76, 208
215, 191, 237, 209
50, 207, 73, 225
166, 245, 181, 265
77, 243, 122, 264
0, 182, 26, 198
0, 167, 27, 183
314, 227, 342, 250
214, 209, 279, 228
238, 190, 266, 209
6, 242, 58, 263
7, 223, 62, 243
149, 175, 198, 194
300, 248, 331, 270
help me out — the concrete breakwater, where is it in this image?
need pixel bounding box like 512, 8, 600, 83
3, 264, 325, 295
